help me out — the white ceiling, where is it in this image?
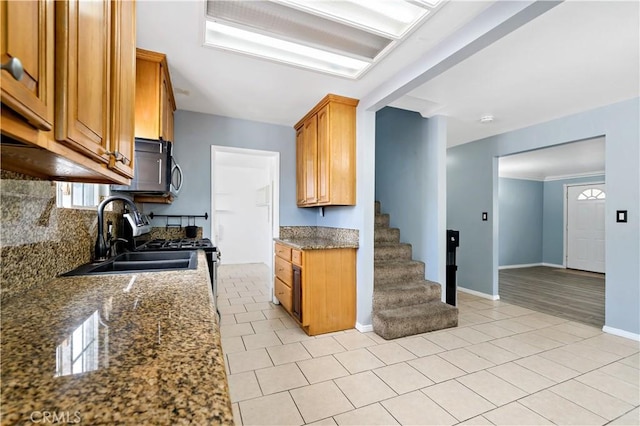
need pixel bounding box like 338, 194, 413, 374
137, 1, 639, 173
498, 137, 605, 181
398, 0, 640, 147
136, 0, 492, 125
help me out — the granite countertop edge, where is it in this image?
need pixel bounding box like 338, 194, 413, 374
0, 250, 233, 424
274, 237, 359, 250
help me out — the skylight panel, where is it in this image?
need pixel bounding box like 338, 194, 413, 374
204, 0, 443, 79
207, 1, 391, 59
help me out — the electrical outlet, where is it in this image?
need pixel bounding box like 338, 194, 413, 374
482, 212, 488, 221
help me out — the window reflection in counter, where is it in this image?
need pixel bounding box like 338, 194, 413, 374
55, 298, 111, 377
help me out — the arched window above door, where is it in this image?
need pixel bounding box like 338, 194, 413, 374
577, 188, 605, 200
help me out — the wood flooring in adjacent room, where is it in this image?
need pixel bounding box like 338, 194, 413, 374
499, 266, 605, 327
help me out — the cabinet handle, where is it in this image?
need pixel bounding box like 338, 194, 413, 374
105, 150, 131, 166
1, 57, 24, 81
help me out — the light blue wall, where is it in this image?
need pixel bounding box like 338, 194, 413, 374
143, 110, 316, 238
542, 175, 605, 266
375, 107, 428, 262
424, 115, 448, 285
374, 107, 447, 285
498, 178, 543, 266
498, 175, 606, 267
448, 140, 496, 295
448, 97, 640, 335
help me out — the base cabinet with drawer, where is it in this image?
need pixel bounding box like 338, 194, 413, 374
274, 242, 356, 336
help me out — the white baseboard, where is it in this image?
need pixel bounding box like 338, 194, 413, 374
356, 322, 373, 333
499, 263, 542, 270
458, 286, 500, 301
602, 326, 640, 342
498, 263, 566, 270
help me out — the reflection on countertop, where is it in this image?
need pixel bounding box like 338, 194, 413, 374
276, 226, 359, 250
1, 251, 233, 425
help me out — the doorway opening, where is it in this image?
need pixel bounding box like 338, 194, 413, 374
496, 137, 605, 327
211, 146, 280, 299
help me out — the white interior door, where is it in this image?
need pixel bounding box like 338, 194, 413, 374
566, 184, 605, 273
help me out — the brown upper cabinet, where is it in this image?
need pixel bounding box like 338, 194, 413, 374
294, 94, 358, 207
0, 0, 54, 132
0, 0, 135, 184
135, 48, 175, 142
109, 0, 136, 179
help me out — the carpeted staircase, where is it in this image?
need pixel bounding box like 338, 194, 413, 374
373, 201, 458, 340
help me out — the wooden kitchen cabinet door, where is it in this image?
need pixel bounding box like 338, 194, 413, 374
316, 104, 330, 204
135, 49, 175, 142
0, 0, 55, 132
54, 0, 111, 164
108, 0, 135, 178
323, 100, 356, 205
160, 67, 174, 142
296, 127, 305, 205
303, 115, 318, 205
302, 248, 356, 335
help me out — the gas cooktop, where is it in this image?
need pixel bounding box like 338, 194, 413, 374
139, 238, 216, 250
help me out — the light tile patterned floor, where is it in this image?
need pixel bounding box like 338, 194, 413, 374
218, 264, 640, 426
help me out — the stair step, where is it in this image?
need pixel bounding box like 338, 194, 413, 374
375, 227, 400, 243
373, 280, 442, 311
374, 243, 412, 261
373, 302, 458, 340
375, 260, 425, 285
375, 213, 390, 228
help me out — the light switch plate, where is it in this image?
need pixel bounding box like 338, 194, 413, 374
616, 210, 627, 223
482, 212, 488, 221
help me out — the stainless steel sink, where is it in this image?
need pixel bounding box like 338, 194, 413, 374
62, 251, 197, 276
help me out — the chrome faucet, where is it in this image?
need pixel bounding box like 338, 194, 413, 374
94, 195, 140, 261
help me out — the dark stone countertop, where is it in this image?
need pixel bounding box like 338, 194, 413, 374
0, 251, 233, 425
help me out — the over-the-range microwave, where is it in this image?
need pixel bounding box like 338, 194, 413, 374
111, 138, 183, 197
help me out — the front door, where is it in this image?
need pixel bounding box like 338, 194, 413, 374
566, 184, 605, 273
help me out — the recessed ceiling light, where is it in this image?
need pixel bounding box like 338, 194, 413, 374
205, 21, 370, 78
480, 115, 494, 123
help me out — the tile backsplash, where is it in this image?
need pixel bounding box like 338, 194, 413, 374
0, 170, 119, 301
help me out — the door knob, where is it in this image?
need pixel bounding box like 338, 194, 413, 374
1, 57, 24, 81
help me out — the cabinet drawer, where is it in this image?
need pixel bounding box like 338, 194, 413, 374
275, 256, 293, 286
274, 277, 292, 313
275, 243, 291, 261
291, 249, 302, 266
